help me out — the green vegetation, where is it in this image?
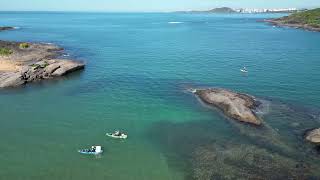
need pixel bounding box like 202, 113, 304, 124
31, 64, 41, 70
19, 43, 30, 49
30, 61, 49, 70
0, 48, 13, 56
41, 61, 49, 68
281, 8, 320, 27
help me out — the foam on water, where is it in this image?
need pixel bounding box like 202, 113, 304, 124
168, 21, 184, 24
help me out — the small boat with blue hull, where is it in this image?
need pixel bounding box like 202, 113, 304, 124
78, 146, 103, 155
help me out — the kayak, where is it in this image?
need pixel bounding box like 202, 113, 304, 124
106, 133, 128, 139
240, 69, 248, 73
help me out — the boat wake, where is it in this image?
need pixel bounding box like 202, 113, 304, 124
168, 21, 184, 24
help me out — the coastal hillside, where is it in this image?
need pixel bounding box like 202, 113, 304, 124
207, 7, 236, 13
266, 8, 320, 31
177, 7, 236, 13
278, 8, 320, 27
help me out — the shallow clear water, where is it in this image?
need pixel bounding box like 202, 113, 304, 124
0, 12, 320, 179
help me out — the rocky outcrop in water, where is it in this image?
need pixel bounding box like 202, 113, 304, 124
305, 128, 320, 143
0, 60, 84, 88
147, 91, 320, 179
0, 27, 14, 31
0, 40, 85, 88
193, 88, 262, 125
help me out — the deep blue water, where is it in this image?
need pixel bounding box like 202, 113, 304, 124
0, 12, 320, 179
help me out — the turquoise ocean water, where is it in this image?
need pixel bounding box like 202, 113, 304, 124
0, 12, 320, 179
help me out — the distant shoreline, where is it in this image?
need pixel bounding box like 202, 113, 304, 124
262, 8, 320, 32
263, 19, 320, 32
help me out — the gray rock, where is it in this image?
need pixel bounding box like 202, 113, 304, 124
306, 128, 320, 143
44, 62, 61, 74
51, 60, 85, 76
194, 88, 262, 125
0, 72, 25, 88
20, 66, 31, 74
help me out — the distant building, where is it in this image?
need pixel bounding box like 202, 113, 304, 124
235, 8, 298, 13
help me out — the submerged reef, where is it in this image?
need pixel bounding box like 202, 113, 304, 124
147, 92, 320, 179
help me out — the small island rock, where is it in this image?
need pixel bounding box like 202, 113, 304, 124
193, 88, 262, 125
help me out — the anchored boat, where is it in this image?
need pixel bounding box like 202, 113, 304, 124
240, 67, 248, 73
106, 131, 128, 139
78, 146, 103, 155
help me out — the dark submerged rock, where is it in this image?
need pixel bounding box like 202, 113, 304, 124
147, 120, 319, 180
0, 27, 14, 31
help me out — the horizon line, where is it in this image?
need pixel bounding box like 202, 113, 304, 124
0, 6, 318, 13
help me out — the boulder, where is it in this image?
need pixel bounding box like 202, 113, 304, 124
51, 60, 85, 76
194, 88, 262, 125
305, 128, 320, 143
0, 72, 25, 88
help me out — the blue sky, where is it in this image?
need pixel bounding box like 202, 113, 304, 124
1, 0, 319, 12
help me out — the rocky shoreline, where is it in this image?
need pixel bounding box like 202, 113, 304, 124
264, 19, 320, 32
192, 88, 262, 125
262, 8, 320, 32
0, 27, 85, 88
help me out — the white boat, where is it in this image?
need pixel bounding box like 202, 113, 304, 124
240, 67, 248, 73
106, 132, 128, 139
78, 146, 103, 155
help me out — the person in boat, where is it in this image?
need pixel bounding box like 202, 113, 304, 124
90, 146, 96, 152
114, 130, 121, 136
